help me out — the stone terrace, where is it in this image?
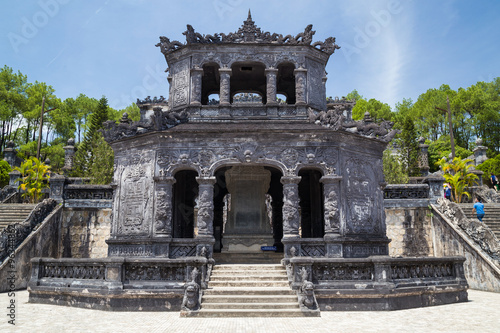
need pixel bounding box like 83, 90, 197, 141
1, 289, 499, 332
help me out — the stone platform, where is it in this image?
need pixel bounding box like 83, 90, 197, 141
1, 289, 499, 332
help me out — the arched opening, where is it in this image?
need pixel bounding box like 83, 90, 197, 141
207, 93, 220, 105
172, 170, 199, 238
230, 62, 266, 104
277, 62, 296, 105
298, 168, 324, 238
276, 93, 287, 105
212, 165, 283, 253
201, 63, 220, 105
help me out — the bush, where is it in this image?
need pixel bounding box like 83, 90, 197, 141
0, 160, 11, 187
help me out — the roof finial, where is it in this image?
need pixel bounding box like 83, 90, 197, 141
248, 9, 252, 21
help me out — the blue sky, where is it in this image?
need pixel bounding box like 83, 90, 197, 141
1, 0, 499, 110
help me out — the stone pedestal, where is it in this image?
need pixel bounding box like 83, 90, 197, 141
222, 166, 273, 253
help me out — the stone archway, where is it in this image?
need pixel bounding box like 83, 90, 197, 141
212, 165, 283, 253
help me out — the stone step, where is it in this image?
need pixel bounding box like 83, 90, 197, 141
201, 302, 299, 309
208, 281, 290, 288
204, 287, 295, 296
210, 275, 288, 281
183, 308, 314, 317
202, 294, 298, 303
214, 264, 284, 271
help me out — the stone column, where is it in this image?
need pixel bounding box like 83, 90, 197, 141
153, 176, 175, 236
62, 138, 75, 175
3, 141, 18, 168
320, 175, 343, 258
265, 68, 278, 105
423, 175, 445, 204
219, 68, 232, 106
190, 67, 203, 106
281, 176, 301, 239
49, 174, 66, 204
320, 175, 342, 237
195, 177, 216, 237
294, 68, 307, 105
9, 170, 21, 187
418, 137, 430, 177
473, 138, 488, 165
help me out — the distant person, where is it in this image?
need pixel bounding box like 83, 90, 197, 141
444, 183, 452, 200
491, 173, 499, 191
472, 197, 485, 222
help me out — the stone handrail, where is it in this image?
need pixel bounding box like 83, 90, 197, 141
285, 256, 467, 290
473, 185, 500, 203
433, 198, 500, 263
0, 198, 58, 263
29, 256, 212, 290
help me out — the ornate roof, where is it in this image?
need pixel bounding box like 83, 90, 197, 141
156, 10, 340, 56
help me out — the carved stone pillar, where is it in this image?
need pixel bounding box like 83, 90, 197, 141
190, 67, 203, 106
49, 174, 66, 204
294, 68, 307, 105
320, 175, 342, 237
320, 175, 343, 257
219, 68, 232, 106
153, 176, 175, 237
281, 176, 301, 239
265, 68, 278, 105
62, 138, 75, 175
417, 137, 430, 177
195, 177, 216, 237
473, 138, 488, 166
3, 141, 19, 168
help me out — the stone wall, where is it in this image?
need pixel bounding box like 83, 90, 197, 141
58, 208, 111, 259
431, 207, 500, 292
0, 205, 62, 292
385, 201, 434, 258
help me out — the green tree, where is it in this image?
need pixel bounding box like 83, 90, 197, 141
73, 96, 110, 177
14, 157, 50, 203
397, 116, 420, 177
427, 136, 473, 173
87, 132, 114, 184
0, 160, 11, 188
476, 154, 500, 184
0, 65, 28, 153
352, 98, 393, 122
436, 157, 478, 203
382, 149, 409, 184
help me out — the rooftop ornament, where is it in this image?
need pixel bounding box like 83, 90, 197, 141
156, 10, 340, 56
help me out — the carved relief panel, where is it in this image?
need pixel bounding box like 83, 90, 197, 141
171, 58, 190, 108
306, 58, 326, 110
114, 153, 153, 237
344, 156, 379, 235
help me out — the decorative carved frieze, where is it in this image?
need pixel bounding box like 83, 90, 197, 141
156, 12, 339, 56
124, 264, 185, 281
42, 264, 105, 280
383, 184, 429, 199
312, 263, 374, 281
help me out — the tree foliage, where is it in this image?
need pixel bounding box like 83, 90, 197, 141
382, 149, 409, 184
14, 157, 50, 203
436, 157, 478, 203
396, 116, 421, 177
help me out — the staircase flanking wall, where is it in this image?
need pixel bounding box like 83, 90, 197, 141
432, 201, 500, 292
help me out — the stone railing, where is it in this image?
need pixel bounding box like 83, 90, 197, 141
49, 175, 114, 208
285, 256, 466, 290
30, 256, 213, 290
384, 184, 429, 199
433, 198, 500, 262
473, 185, 500, 203
0, 198, 58, 263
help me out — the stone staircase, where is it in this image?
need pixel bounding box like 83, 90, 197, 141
459, 203, 500, 239
0, 204, 37, 232
183, 254, 319, 317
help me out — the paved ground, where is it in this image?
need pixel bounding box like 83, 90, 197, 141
1, 289, 499, 333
